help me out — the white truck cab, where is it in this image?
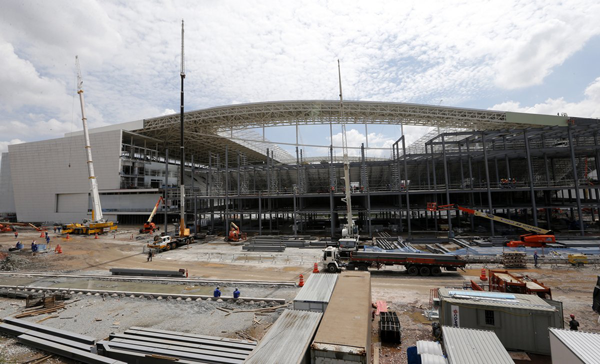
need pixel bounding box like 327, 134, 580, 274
322, 247, 341, 273
148, 235, 173, 250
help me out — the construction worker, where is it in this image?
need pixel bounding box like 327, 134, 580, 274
214, 287, 221, 298
147, 249, 153, 262
534, 251, 539, 267
14, 230, 18, 239
31, 241, 38, 253
569, 314, 580, 331
233, 288, 240, 299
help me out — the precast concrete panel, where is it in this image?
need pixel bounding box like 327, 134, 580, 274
8, 130, 121, 223
0, 153, 16, 214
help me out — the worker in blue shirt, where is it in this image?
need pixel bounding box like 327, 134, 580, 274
213, 287, 221, 298
233, 288, 240, 299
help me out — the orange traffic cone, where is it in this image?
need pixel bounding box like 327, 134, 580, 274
95, 233, 98, 239
480, 268, 488, 281
66, 233, 71, 240
313, 262, 320, 273
40, 231, 44, 238
55, 244, 62, 254
186, 269, 189, 278
298, 274, 304, 287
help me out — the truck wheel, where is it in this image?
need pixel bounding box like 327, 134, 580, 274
431, 266, 442, 276
139, 228, 143, 233
171, 242, 177, 250
419, 266, 431, 276
358, 264, 368, 271
407, 266, 418, 276
346, 264, 355, 271
327, 264, 337, 273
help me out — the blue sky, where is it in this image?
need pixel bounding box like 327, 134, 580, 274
1, 0, 599, 161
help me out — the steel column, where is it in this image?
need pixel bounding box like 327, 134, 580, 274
523, 131, 538, 227
568, 124, 585, 236
402, 136, 411, 237
441, 135, 452, 232
481, 133, 495, 235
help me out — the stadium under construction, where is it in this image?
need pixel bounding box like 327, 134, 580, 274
2, 100, 600, 238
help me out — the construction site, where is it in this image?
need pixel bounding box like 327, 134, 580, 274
2, 23, 600, 364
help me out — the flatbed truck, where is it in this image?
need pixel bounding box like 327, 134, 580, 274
322, 247, 466, 276
147, 233, 194, 252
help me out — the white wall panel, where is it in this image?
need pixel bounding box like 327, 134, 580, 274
8, 130, 121, 223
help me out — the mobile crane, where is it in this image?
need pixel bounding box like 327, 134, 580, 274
337, 60, 358, 249
140, 196, 164, 233
62, 57, 117, 235
427, 203, 555, 247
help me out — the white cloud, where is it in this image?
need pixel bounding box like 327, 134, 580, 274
1, 0, 600, 154
0, 139, 25, 154
329, 126, 430, 158
491, 77, 600, 117
161, 109, 176, 116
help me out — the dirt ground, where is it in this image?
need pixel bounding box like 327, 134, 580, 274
1, 226, 600, 364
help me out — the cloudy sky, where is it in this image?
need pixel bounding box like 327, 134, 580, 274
1, 0, 599, 161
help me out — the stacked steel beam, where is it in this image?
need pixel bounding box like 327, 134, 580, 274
97, 326, 256, 364
0, 318, 123, 364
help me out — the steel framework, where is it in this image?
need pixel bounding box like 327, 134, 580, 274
136, 100, 568, 164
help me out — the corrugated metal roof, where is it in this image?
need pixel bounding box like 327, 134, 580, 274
443, 326, 515, 364
439, 288, 556, 312
550, 328, 600, 363
417, 341, 443, 356
421, 353, 448, 364
245, 309, 322, 364
312, 271, 371, 351
293, 273, 338, 303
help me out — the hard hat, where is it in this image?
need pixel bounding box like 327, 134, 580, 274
570, 314, 575, 319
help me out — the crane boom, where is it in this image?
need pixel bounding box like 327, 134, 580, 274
179, 19, 189, 237
338, 60, 354, 237
76, 56, 103, 223
428, 203, 551, 235
147, 197, 165, 223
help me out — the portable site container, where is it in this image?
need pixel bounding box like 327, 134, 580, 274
311, 271, 371, 364
438, 289, 562, 355
549, 328, 600, 364
245, 309, 322, 364
293, 273, 338, 312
